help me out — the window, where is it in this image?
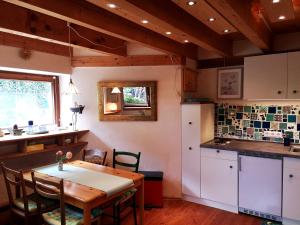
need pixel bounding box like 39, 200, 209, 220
0, 72, 60, 128
123, 87, 150, 107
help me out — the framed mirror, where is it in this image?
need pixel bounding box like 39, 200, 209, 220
98, 81, 157, 121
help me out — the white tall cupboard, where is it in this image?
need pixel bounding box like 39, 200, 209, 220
283, 157, 300, 225
181, 104, 214, 198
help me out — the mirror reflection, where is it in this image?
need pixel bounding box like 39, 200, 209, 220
98, 81, 157, 121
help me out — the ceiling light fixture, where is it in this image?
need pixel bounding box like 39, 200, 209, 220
272, 0, 280, 3
223, 29, 230, 33
111, 87, 122, 94
278, 15, 286, 20
141, 19, 149, 24
107, 3, 117, 8
64, 22, 79, 95
184, 40, 189, 43
165, 31, 172, 35
187, 1, 196, 6
208, 17, 216, 22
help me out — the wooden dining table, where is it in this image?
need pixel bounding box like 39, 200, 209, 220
23, 160, 145, 225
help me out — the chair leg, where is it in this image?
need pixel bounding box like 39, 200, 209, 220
132, 194, 138, 225
117, 204, 121, 225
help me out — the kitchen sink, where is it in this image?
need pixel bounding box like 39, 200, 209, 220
210, 138, 231, 145
290, 145, 300, 153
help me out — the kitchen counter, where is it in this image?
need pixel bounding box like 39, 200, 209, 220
201, 139, 300, 159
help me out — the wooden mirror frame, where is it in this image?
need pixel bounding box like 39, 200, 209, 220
98, 81, 157, 121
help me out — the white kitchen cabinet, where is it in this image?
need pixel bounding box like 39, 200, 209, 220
200, 148, 238, 206
287, 52, 300, 99
283, 157, 300, 222
244, 53, 288, 100
181, 104, 214, 198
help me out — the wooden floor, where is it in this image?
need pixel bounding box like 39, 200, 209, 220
104, 199, 261, 225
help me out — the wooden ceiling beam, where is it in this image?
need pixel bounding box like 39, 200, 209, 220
0, 31, 69, 56
3, 0, 198, 59
206, 0, 272, 50
123, 0, 232, 56
72, 55, 185, 67
0, 1, 127, 56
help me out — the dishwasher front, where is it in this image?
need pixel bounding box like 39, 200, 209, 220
238, 153, 282, 222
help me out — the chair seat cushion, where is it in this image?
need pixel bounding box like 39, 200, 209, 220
13, 193, 58, 213
114, 188, 137, 205
85, 155, 103, 165
42, 205, 102, 225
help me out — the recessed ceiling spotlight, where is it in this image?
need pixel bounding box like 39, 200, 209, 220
278, 15, 286, 20
141, 20, 149, 24
187, 1, 196, 6
224, 29, 230, 33
107, 3, 117, 8
272, 0, 280, 3
165, 31, 172, 35
208, 17, 216, 22
184, 40, 189, 43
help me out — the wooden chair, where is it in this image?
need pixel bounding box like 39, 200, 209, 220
112, 149, 141, 225
31, 171, 102, 225
83, 149, 108, 166
0, 163, 57, 225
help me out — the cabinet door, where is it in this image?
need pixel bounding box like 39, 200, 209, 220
283, 158, 300, 221
201, 156, 238, 206
244, 54, 288, 99
181, 105, 201, 197
183, 68, 197, 92
288, 52, 300, 99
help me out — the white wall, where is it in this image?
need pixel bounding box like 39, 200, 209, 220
68, 65, 183, 198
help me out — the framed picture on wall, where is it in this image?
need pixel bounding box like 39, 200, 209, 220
217, 68, 243, 99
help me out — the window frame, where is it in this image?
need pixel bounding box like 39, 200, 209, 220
0, 71, 60, 127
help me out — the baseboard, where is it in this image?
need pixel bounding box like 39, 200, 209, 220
283, 218, 300, 225
182, 194, 238, 214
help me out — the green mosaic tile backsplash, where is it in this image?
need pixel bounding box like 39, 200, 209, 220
216, 103, 300, 144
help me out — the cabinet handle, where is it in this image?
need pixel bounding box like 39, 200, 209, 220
216, 150, 220, 153
188, 122, 192, 125
289, 174, 294, 178
229, 165, 233, 169
293, 90, 298, 94
238, 157, 242, 172
277, 90, 282, 95
189, 147, 192, 150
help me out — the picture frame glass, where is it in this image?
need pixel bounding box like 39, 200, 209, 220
218, 68, 243, 99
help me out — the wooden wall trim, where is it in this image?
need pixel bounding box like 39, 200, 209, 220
72, 55, 186, 67
198, 56, 244, 69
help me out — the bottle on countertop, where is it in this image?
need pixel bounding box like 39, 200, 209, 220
27, 120, 34, 135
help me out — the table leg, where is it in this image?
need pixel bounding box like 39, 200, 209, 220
83, 205, 91, 225
139, 179, 144, 225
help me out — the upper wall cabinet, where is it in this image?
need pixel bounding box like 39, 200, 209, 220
244, 53, 288, 100
287, 52, 300, 99
182, 68, 197, 92
244, 51, 300, 100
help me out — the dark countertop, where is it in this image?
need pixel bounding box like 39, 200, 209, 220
201, 139, 300, 159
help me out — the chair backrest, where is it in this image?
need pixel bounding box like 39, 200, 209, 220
0, 162, 30, 214
112, 149, 141, 172
31, 171, 65, 225
83, 149, 107, 166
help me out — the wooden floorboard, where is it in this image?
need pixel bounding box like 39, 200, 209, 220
102, 199, 261, 225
